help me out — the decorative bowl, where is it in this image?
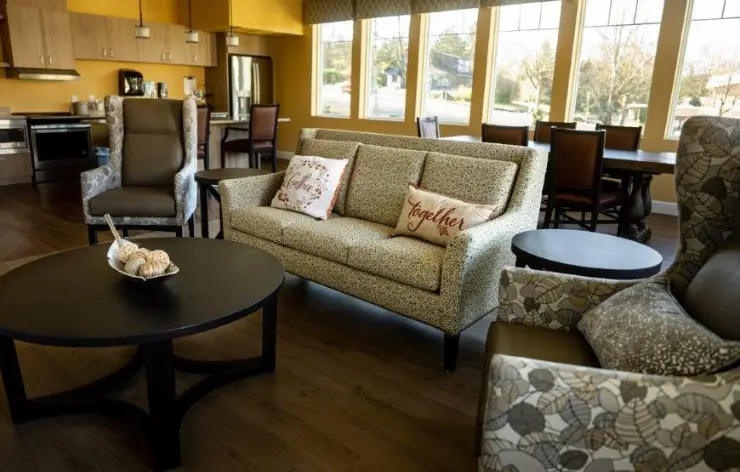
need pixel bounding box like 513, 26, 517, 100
107, 239, 179, 283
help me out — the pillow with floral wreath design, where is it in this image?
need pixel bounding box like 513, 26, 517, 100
271, 155, 349, 219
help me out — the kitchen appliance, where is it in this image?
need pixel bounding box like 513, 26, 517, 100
24, 114, 94, 183
0, 116, 28, 152
0, 116, 32, 185
229, 55, 274, 120
119, 69, 145, 96
5, 68, 80, 81
157, 82, 169, 99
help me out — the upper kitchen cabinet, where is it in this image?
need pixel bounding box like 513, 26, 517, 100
6, 0, 66, 9
166, 24, 187, 65
136, 21, 168, 64
185, 0, 303, 36
71, 13, 138, 62
187, 31, 216, 67
1, 5, 75, 69
105, 17, 138, 63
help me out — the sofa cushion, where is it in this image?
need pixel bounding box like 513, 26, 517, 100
88, 187, 175, 217
297, 139, 359, 215
344, 144, 427, 227
421, 152, 518, 206
231, 207, 321, 244
122, 99, 184, 187
348, 236, 445, 292
283, 217, 393, 264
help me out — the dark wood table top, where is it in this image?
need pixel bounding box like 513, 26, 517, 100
443, 135, 676, 175
195, 168, 270, 185
512, 229, 663, 279
0, 238, 284, 347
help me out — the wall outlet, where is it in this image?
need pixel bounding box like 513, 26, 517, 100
0, 106, 11, 116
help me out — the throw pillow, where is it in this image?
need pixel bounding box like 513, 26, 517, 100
577, 278, 740, 376
394, 185, 501, 246
271, 155, 348, 220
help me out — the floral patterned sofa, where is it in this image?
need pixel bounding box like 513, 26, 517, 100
478, 116, 740, 471
220, 128, 547, 370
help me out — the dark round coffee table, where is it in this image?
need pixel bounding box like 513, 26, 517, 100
0, 238, 284, 471
511, 229, 663, 279
196, 168, 270, 239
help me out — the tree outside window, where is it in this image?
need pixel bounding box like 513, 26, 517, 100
317, 21, 354, 117
365, 16, 410, 120
421, 9, 478, 124
572, 0, 664, 128
670, 0, 740, 136
489, 1, 562, 127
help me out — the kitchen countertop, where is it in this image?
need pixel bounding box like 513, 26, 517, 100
211, 118, 291, 127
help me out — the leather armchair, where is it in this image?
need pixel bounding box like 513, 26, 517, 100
81, 96, 198, 243
478, 116, 740, 471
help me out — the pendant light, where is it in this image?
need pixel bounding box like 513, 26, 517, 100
135, 0, 150, 39
225, 4, 239, 47
185, 0, 199, 43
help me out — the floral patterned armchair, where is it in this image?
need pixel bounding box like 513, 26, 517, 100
478, 117, 740, 471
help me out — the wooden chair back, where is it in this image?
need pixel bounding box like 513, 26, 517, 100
481, 123, 529, 146
417, 116, 440, 138
596, 124, 642, 151
533, 120, 576, 143
250, 104, 280, 142
548, 128, 606, 205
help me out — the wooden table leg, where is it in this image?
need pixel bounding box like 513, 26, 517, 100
199, 183, 209, 239
619, 172, 654, 243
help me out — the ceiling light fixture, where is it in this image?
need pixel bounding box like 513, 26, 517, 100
185, 0, 199, 43
225, 5, 239, 47
135, 0, 150, 39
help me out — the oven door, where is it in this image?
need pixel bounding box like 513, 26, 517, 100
0, 122, 28, 151
30, 125, 93, 170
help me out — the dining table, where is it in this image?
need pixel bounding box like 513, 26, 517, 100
442, 135, 677, 243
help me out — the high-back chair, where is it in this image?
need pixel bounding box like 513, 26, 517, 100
416, 116, 440, 138
477, 116, 740, 472
81, 96, 198, 243
596, 123, 642, 151
543, 128, 623, 232
197, 104, 212, 169
533, 120, 576, 143
481, 123, 529, 146
221, 104, 280, 172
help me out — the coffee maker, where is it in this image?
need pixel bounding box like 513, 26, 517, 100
118, 69, 144, 96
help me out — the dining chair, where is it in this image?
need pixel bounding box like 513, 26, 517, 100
543, 128, 624, 232
481, 123, 529, 146
197, 104, 212, 169
533, 120, 576, 143
596, 124, 642, 151
221, 103, 280, 172
417, 116, 440, 138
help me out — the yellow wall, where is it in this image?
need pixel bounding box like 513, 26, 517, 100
231, 0, 303, 36
270, 0, 694, 202
0, 0, 204, 113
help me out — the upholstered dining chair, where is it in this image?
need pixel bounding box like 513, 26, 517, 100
533, 120, 576, 143
417, 116, 441, 138
81, 96, 198, 243
543, 128, 624, 232
221, 104, 280, 172
596, 123, 642, 151
478, 116, 740, 472
197, 104, 212, 169
481, 123, 529, 146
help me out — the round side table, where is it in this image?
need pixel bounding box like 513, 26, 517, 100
195, 168, 269, 239
511, 229, 663, 279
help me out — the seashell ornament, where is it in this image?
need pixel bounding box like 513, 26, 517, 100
116, 240, 140, 264
147, 250, 170, 267
124, 257, 147, 276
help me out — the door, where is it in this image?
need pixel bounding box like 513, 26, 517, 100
71, 13, 107, 60
137, 22, 167, 63
5, 5, 45, 68
187, 31, 209, 66
166, 24, 187, 64
106, 17, 138, 62
41, 10, 76, 69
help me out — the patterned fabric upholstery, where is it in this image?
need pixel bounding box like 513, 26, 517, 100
348, 236, 445, 292
231, 206, 322, 245
421, 152, 519, 205
283, 217, 394, 265
222, 128, 546, 334
81, 96, 197, 227
296, 138, 359, 215
344, 144, 427, 227
479, 117, 740, 471
303, 0, 353, 24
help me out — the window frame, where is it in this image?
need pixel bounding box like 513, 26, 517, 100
314, 21, 354, 119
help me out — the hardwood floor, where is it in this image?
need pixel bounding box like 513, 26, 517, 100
0, 179, 679, 471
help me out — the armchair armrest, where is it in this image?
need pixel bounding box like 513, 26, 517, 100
496, 267, 639, 332
219, 172, 285, 232
80, 163, 118, 221
480, 355, 740, 472
174, 164, 197, 224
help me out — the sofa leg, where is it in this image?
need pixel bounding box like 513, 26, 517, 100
187, 216, 195, 237
444, 333, 460, 372
87, 226, 97, 245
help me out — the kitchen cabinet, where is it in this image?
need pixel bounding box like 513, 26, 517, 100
106, 17, 138, 62
167, 24, 187, 64
40, 10, 76, 69
187, 31, 216, 67
71, 13, 138, 62
0, 153, 33, 186
3, 5, 45, 68
136, 22, 167, 64
6, 0, 66, 9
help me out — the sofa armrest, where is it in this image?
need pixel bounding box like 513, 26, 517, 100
496, 267, 639, 332
80, 164, 118, 221
480, 354, 740, 472
219, 172, 285, 231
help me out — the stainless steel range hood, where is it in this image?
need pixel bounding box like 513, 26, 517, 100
5, 67, 80, 81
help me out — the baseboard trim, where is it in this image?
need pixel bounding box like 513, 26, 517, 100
653, 200, 678, 216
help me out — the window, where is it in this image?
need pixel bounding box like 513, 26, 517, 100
316, 21, 354, 117
364, 16, 411, 119
421, 9, 478, 124
489, 1, 562, 127
572, 0, 664, 128
670, 0, 740, 136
